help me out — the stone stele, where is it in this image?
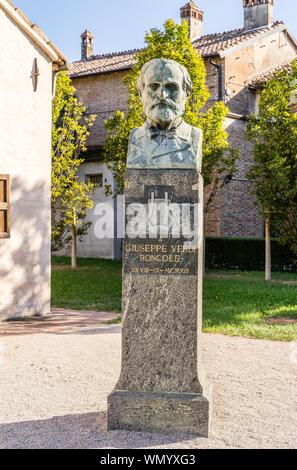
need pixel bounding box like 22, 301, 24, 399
107, 58, 212, 436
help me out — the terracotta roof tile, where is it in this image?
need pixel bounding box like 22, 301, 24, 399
69, 21, 285, 78
248, 61, 295, 88
70, 49, 138, 77
193, 21, 284, 56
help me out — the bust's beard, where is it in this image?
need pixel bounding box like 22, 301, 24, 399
146, 105, 184, 128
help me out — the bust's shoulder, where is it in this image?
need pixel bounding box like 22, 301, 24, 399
189, 124, 203, 141
179, 121, 202, 143
129, 125, 147, 144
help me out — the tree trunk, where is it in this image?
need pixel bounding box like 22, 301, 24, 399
203, 212, 206, 277
71, 224, 77, 270
265, 218, 272, 281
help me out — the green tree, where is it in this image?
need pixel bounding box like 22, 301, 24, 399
247, 60, 297, 279
104, 19, 237, 209
52, 72, 96, 269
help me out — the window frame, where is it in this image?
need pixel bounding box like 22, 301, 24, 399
85, 173, 104, 188
0, 175, 10, 239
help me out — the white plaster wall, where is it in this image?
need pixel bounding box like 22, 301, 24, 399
54, 161, 120, 260
253, 30, 297, 75
0, 9, 52, 319
77, 162, 116, 259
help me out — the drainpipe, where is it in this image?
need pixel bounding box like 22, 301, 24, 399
211, 60, 223, 102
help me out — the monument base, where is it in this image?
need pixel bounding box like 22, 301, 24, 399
108, 390, 211, 437
107, 169, 212, 437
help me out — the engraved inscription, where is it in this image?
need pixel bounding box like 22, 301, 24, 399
123, 178, 200, 276
123, 240, 198, 276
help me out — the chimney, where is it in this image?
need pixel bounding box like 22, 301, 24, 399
180, 1, 204, 40
243, 0, 274, 30
81, 30, 94, 60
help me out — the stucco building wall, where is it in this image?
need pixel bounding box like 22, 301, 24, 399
0, 8, 53, 319
76, 162, 117, 259
217, 29, 297, 238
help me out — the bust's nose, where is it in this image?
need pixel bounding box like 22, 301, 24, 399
159, 85, 168, 100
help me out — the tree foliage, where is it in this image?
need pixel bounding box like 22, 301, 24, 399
52, 72, 96, 258
247, 60, 297, 256
104, 19, 237, 206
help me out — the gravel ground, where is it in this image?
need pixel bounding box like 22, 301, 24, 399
0, 325, 296, 449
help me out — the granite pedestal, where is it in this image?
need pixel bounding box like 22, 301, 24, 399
108, 169, 212, 437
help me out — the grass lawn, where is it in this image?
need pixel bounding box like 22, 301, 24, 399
204, 271, 297, 341
52, 257, 122, 313
52, 257, 297, 341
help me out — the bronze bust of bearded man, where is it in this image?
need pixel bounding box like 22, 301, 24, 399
127, 58, 202, 170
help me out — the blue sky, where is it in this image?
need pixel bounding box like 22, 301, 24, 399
15, 0, 297, 62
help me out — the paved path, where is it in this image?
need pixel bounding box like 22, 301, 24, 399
0, 309, 121, 336
0, 312, 296, 449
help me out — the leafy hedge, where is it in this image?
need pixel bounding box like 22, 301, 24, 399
205, 237, 297, 272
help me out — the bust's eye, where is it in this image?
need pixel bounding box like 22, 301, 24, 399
165, 83, 178, 92
149, 83, 159, 91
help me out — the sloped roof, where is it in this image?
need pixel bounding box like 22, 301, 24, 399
181, 1, 203, 12
70, 49, 137, 77
193, 21, 285, 56
0, 0, 67, 67
249, 61, 295, 88
69, 21, 287, 78
182, 1, 198, 7
81, 29, 94, 38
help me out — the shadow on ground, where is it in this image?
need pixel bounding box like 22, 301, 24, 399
0, 309, 121, 337
0, 412, 197, 449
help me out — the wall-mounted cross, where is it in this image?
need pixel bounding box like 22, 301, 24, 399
32, 58, 40, 92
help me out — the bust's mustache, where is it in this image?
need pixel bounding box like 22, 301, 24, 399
150, 99, 178, 112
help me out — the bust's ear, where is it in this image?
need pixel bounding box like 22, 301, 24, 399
137, 76, 143, 99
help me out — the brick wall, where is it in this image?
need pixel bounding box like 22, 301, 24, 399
204, 185, 222, 237
221, 179, 263, 237
71, 30, 296, 242
219, 117, 263, 238
218, 29, 296, 237
73, 71, 129, 147
204, 58, 225, 108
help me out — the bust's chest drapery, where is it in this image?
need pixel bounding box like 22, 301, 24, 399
127, 121, 202, 170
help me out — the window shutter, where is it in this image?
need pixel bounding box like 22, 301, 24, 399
0, 175, 10, 238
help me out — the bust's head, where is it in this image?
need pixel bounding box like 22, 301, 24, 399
137, 58, 192, 129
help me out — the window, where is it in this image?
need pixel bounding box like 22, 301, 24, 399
0, 175, 10, 238
254, 91, 261, 117
85, 173, 103, 188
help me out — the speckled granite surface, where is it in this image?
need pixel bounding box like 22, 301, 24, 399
108, 169, 211, 436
